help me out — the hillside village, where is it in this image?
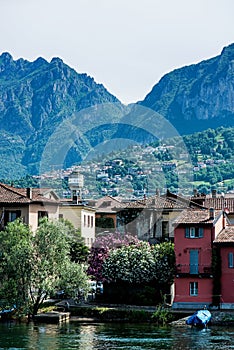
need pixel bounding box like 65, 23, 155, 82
1, 163, 234, 310
35, 127, 234, 200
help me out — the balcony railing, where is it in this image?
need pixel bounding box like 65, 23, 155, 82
176, 264, 213, 275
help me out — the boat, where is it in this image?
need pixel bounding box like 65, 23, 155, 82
186, 309, 211, 328
0, 305, 16, 318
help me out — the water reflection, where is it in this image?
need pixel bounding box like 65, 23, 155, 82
0, 322, 234, 349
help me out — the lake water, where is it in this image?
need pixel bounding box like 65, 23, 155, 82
0, 321, 233, 350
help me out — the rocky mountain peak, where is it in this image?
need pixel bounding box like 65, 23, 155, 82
140, 43, 234, 134
0, 52, 15, 73
0, 52, 13, 64
221, 42, 234, 57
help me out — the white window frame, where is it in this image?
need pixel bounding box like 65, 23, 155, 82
190, 281, 198, 296
185, 227, 204, 239
190, 227, 195, 238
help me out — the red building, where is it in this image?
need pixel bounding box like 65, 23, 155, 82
172, 208, 225, 309
214, 226, 234, 309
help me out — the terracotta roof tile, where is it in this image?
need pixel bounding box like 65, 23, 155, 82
214, 226, 234, 243
204, 198, 234, 212
94, 195, 122, 213
116, 195, 192, 210
0, 183, 59, 204
173, 208, 222, 225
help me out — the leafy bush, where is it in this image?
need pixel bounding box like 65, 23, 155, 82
102, 241, 175, 285
151, 304, 174, 326
87, 232, 140, 281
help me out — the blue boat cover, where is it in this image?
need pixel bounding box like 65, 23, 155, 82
186, 309, 211, 327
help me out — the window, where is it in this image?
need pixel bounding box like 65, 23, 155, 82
190, 282, 198, 296
38, 211, 48, 225
185, 227, 204, 238
228, 252, 234, 268
162, 221, 169, 240
4, 210, 21, 226
88, 215, 90, 227
190, 250, 199, 274
91, 216, 94, 228
84, 215, 86, 226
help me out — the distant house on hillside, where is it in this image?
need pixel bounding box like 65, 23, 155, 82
0, 182, 59, 232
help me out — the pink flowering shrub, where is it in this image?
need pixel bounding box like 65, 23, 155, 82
87, 232, 140, 281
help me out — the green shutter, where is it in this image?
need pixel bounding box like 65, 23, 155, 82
228, 252, 234, 268
198, 227, 204, 238
190, 250, 199, 274
185, 227, 189, 238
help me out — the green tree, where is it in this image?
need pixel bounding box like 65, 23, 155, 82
0, 219, 33, 315
0, 219, 89, 318
59, 218, 90, 264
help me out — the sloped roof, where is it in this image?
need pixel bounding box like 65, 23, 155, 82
94, 195, 122, 213
165, 190, 206, 209
173, 208, 222, 225
214, 226, 234, 243
115, 194, 196, 211
0, 183, 59, 205
203, 198, 234, 213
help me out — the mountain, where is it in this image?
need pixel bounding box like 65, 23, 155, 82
0, 53, 126, 178
139, 43, 234, 135
0, 44, 234, 180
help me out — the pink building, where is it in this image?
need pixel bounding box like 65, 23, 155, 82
214, 226, 234, 308
172, 208, 226, 309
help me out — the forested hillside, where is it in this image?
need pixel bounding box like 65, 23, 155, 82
3, 127, 234, 197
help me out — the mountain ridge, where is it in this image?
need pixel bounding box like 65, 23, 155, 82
139, 43, 234, 134
0, 44, 234, 179
0, 52, 126, 177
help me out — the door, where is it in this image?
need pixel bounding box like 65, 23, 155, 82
190, 250, 199, 274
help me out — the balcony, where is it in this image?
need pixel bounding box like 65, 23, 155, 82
176, 264, 213, 276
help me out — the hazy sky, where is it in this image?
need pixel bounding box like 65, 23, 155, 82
1, 0, 233, 104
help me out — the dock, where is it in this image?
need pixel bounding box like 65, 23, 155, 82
34, 311, 70, 323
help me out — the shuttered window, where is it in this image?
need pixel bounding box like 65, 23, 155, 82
228, 252, 234, 268
190, 250, 199, 274
185, 227, 204, 238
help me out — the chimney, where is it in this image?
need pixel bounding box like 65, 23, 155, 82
193, 189, 198, 197
223, 212, 226, 229
212, 189, 217, 198
209, 207, 214, 220
27, 187, 32, 200
156, 188, 160, 196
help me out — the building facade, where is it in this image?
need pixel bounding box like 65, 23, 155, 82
172, 208, 224, 309
59, 201, 96, 247
214, 226, 234, 309
0, 183, 59, 232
